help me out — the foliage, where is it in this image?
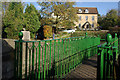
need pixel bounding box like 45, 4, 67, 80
109, 27, 120, 32
98, 9, 119, 30
38, 2, 78, 32
118, 16, 120, 27
43, 25, 52, 38
2, 2, 24, 39
76, 26, 80, 31
24, 4, 41, 38
109, 27, 120, 37
71, 31, 108, 39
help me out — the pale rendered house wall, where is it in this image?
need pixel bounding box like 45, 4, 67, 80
74, 14, 98, 29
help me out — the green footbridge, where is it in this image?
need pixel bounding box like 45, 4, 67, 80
14, 32, 120, 80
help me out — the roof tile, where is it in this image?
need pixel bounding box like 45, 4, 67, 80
75, 7, 98, 14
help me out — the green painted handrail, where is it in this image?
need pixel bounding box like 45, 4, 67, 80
14, 32, 100, 80
97, 33, 119, 80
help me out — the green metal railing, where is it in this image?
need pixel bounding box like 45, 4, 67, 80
14, 32, 100, 80
97, 33, 119, 80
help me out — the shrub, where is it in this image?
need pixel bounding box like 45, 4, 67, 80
71, 31, 108, 39
62, 32, 68, 35
109, 27, 120, 38
43, 25, 53, 39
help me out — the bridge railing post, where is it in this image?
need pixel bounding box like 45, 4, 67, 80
14, 32, 23, 80
19, 32, 23, 80
97, 33, 119, 80
97, 33, 113, 80
112, 33, 118, 79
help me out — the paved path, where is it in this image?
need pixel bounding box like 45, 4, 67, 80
65, 54, 97, 79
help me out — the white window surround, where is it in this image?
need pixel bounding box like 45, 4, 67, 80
86, 16, 88, 20
85, 9, 89, 13
78, 9, 82, 13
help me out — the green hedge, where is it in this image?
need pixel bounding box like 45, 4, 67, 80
71, 31, 108, 39
109, 27, 120, 38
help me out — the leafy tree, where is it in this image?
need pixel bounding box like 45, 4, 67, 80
98, 14, 106, 29
43, 25, 52, 39
52, 2, 78, 30
24, 4, 41, 38
118, 16, 120, 26
98, 9, 118, 30
3, 2, 24, 38
37, 2, 54, 26
38, 2, 78, 33
105, 9, 118, 27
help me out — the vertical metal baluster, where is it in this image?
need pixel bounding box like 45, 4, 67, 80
17, 42, 19, 79
16, 42, 20, 79
61, 39, 64, 77
46, 41, 48, 77
29, 47, 31, 80
59, 39, 62, 78
68, 39, 71, 72
70, 39, 72, 70
57, 39, 60, 77
72, 39, 74, 69
25, 42, 28, 80
66, 39, 69, 74
76, 38, 78, 66
44, 41, 46, 79
41, 44, 44, 79
54, 40, 56, 77
19, 41, 23, 80
101, 49, 104, 79
63, 39, 66, 75
14, 42, 17, 79
78, 38, 79, 65
38, 42, 41, 79
32, 42, 35, 79
49, 40, 51, 78
35, 43, 38, 79
73, 38, 75, 68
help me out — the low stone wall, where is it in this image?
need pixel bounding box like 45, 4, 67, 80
2, 39, 16, 80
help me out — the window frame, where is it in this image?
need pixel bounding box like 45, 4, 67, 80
85, 9, 89, 13
79, 16, 81, 20
92, 23, 94, 27
85, 16, 88, 20
92, 16, 94, 21
78, 9, 82, 13
79, 23, 81, 28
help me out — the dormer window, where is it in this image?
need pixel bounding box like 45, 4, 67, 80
85, 9, 89, 13
78, 9, 82, 13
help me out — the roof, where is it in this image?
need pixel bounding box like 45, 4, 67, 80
75, 7, 98, 14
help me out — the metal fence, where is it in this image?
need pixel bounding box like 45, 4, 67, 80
14, 32, 100, 80
97, 33, 119, 80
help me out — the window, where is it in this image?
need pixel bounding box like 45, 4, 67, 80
79, 23, 81, 28
78, 9, 82, 13
86, 16, 88, 20
92, 16, 94, 21
92, 23, 94, 27
85, 9, 89, 13
79, 16, 81, 20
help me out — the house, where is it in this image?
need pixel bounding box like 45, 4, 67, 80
74, 7, 98, 30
